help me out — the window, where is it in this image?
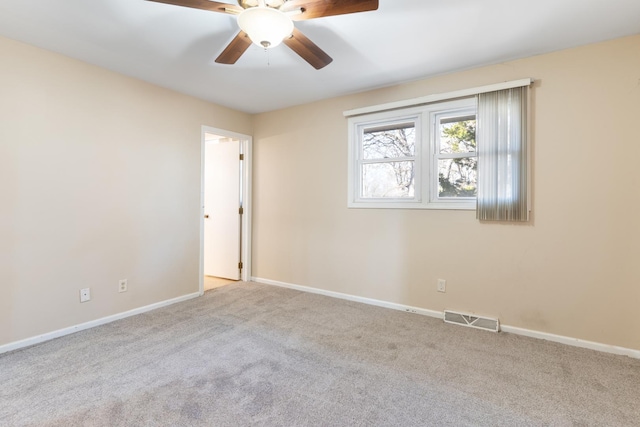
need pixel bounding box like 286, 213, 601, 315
346, 79, 531, 219
348, 98, 477, 209
359, 116, 419, 200
432, 108, 477, 204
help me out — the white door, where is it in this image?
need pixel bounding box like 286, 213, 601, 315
204, 138, 241, 280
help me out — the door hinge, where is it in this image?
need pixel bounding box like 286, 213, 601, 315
239, 207, 244, 215
239, 153, 244, 161
238, 262, 243, 270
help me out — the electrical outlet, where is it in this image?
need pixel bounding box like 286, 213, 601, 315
437, 279, 446, 293
80, 288, 91, 302
118, 279, 128, 293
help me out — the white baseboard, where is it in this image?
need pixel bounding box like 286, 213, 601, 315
252, 277, 443, 319
499, 325, 640, 359
0, 292, 201, 355
252, 277, 640, 360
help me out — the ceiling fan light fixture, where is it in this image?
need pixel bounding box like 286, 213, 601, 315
237, 7, 294, 49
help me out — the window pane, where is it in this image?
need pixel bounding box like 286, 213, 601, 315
438, 157, 477, 197
439, 117, 476, 154
362, 161, 415, 198
363, 123, 415, 160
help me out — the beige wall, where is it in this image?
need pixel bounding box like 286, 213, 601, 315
0, 37, 252, 346
3, 33, 639, 352
252, 35, 640, 351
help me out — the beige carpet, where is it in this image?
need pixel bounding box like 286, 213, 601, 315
1, 281, 639, 426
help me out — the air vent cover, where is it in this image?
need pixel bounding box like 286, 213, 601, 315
444, 310, 499, 332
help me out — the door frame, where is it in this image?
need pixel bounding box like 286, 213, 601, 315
199, 126, 252, 295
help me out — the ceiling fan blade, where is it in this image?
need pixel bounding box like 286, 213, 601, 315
215, 31, 252, 64
145, 0, 242, 14
282, 0, 378, 21
283, 28, 333, 70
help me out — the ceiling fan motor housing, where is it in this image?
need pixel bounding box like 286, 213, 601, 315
237, 6, 294, 49
238, 0, 287, 9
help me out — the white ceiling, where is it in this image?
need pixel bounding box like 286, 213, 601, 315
0, 0, 639, 114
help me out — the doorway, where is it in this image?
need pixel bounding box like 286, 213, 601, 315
200, 127, 252, 294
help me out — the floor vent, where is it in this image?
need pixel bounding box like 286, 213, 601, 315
444, 310, 500, 332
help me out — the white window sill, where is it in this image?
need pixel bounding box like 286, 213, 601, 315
348, 200, 476, 210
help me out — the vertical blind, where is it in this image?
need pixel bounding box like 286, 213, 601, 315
476, 87, 529, 221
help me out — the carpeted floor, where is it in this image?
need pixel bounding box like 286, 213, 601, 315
1, 282, 639, 426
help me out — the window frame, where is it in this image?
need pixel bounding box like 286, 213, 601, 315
348, 97, 477, 210
352, 111, 422, 205
430, 105, 478, 208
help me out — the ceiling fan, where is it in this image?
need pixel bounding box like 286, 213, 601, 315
146, 0, 379, 69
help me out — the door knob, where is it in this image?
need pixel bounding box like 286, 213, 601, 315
204, 214, 209, 219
